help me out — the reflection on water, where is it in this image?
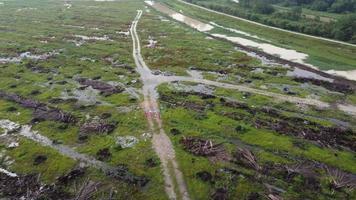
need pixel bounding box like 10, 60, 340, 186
326, 70, 356, 81
287, 68, 333, 82
145, 1, 213, 32
211, 33, 309, 65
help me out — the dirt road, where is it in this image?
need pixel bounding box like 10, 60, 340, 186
130, 10, 190, 200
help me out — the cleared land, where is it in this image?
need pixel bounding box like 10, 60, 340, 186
0, 0, 355, 200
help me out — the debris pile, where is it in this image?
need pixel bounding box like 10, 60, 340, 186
234, 147, 261, 171
57, 168, 86, 185
324, 166, 356, 190
0, 173, 71, 199
26, 62, 56, 74
0, 91, 45, 108
180, 137, 229, 161
160, 93, 209, 112
218, 97, 356, 150
76, 78, 124, 96
283, 162, 318, 181
73, 179, 101, 200
294, 77, 353, 94
0, 91, 77, 124
96, 148, 112, 161
254, 118, 356, 151
105, 165, 149, 187
33, 106, 77, 123
211, 188, 228, 200
78, 118, 116, 141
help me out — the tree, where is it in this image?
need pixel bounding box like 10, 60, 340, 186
254, 0, 275, 14
311, 0, 330, 11
333, 14, 356, 41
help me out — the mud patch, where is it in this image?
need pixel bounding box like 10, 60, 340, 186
0, 91, 76, 123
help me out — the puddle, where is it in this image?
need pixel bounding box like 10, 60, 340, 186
187, 70, 203, 79
75, 35, 112, 41
147, 36, 157, 48
68, 35, 112, 47
0, 120, 21, 135
251, 68, 264, 73
8, 142, 19, 148
158, 16, 170, 22
68, 39, 85, 47
0, 168, 17, 177
287, 68, 333, 82
16, 7, 37, 12
116, 136, 138, 148
64, 3, 72, 9
117, 31, 130, 36
210, 22, 262, 41
80, 57, 96, 62
212, 33, 309, 65
61, 86, 103, 106
107, 81, 140, 99
145, 1, 214, 32
337, 104, 356, 116
235, 47, 280, 66
141, 132, 152, 141
170, 82, 215, 95
326, 69, 356, 81
0, 51, 59, 64
62, 24, 85, 29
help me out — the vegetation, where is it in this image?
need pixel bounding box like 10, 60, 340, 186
0, 0, 355, 199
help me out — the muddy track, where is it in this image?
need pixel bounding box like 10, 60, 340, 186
130, 10, 190, 200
